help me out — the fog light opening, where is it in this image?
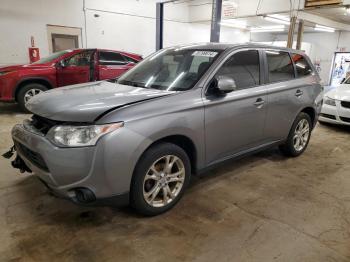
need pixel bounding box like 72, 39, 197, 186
74, 188, 96, 203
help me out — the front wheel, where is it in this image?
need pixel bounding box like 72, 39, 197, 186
279, 112, 312, 157
130, 143, 191, 216
17, 83, 48, 113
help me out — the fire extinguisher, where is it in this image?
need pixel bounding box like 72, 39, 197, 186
28, 36, 40, 63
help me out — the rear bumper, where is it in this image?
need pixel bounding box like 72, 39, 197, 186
319, 101, 350, 126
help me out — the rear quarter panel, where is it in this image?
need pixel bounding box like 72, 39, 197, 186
264, 74, 322, 141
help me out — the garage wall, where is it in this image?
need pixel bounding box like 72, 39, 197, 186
188, 23, 250, 43
84, 0, 192, 57
0, 0, 192, 65
0, 0, 253, 66
0, 0, 84, 65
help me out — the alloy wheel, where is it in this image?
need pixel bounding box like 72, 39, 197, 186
24, 88, 44, 103
293, 119, 310, 152
143, 155, 185, 208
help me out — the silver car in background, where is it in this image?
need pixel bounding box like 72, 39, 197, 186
9, 43, 323, 215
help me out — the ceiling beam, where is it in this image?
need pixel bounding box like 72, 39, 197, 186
298, 11, 350, 31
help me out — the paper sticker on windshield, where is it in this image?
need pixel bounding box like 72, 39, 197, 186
192, 51, 218, 58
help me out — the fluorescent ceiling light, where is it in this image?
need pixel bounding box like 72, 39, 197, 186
250, 25, 285, 33
269, 14, 290, 21
314, 24, 335, 32
220, 20, 247, 29
263, 15, 290, 25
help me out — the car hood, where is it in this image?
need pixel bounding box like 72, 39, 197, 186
326, 85, 350, 101
26, 81, 174, 122
0, 63, 52, 72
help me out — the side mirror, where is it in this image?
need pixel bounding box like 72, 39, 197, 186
58, 60, 67, 68
216, 75, 236, 93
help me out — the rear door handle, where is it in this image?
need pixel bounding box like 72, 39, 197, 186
295, 89, 303, 97
254, 98, 265, 107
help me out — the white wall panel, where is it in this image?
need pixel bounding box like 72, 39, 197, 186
0, 0, 84, 65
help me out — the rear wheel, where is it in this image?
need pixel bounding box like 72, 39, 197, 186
279, 112, 312, 157
130, 143, 191, 216
17, 83, 48, 113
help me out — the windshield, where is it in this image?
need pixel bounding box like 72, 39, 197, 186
117, 48, 222, 91
32, 50, 72, 64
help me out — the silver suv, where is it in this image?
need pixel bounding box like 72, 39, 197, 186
8, 43, 323, 215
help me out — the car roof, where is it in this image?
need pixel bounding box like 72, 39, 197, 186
67, 48, 141, 56
169, 42, 306, 55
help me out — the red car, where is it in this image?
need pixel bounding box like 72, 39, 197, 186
0, 49, 142, 111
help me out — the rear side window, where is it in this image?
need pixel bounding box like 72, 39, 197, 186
123, 55, 138, 63
291, 53, 312, 77
99, 52, 127, 65
266, 51, 294, 83
216, 50, 260, 90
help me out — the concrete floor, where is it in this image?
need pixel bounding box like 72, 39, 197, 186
1, 102, 350, 262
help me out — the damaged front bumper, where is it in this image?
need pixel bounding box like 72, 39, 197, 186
5, 123, 131, 207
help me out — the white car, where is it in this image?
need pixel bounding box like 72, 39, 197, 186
319, 79, 350, 125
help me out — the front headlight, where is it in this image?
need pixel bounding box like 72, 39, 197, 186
324, 97, 336, 106
46, 122, 124, 147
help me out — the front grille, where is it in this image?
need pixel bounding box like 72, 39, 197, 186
15, 142, 49, 172
30, 115, 60, 135
340, 116, 350, 123
341, 101, 350, 109
320, 113, 336, 120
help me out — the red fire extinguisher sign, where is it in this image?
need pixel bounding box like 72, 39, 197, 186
29, 47, 40, 63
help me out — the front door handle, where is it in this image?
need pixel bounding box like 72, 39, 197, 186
295, 89, 303, 97
254, 98, 265, 107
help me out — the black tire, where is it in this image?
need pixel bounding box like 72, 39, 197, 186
17, 83, 48, 113
279, 112, 312, 157
130, 143, 191, 216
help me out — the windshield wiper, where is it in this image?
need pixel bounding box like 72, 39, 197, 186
118, 80, 145, 88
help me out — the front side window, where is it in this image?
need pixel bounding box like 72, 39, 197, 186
99, 52, 127, 65
117, 48, 221, 91
66, 51, 94, 66
215, 50, 260, 90
266, 50, 295, 83
291, 53, 312, 77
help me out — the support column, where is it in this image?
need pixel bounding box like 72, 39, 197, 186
287, 16, 297, 48
296, 19, 304, 50
210, 0, 222, 42
156, 2, 164, 51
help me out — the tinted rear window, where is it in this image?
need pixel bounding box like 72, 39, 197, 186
266, 50, 295, 83
291, 53, 312, 77
123, 55, 138, 63
99, 52, 127, 65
